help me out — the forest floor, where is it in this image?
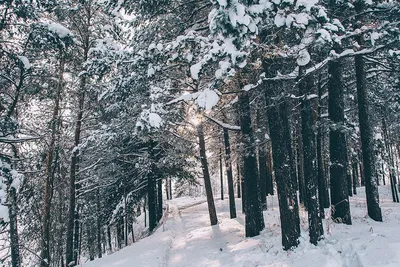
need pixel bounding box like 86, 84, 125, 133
82, 186, 400, 267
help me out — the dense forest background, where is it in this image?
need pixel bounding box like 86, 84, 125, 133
0, 0, 399, 266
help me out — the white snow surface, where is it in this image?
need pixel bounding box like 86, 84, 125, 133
83, 186, 400, 267
44, 22, 72, 38
17, 56, 31, 70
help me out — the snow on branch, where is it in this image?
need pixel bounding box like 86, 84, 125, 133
204, 114, 240, 131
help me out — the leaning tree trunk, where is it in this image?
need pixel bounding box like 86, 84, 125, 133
298, 68, 324, 245
223, 128, 237, 218
355, 51, 382, 221
328, 57, 352, 225
197, 121, 218, 225
238, 91, 264, 237
41, 54, 64, 267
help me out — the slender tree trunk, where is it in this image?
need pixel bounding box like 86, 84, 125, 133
148, 174, 157, 231
236, 162, 241, 198
73, 205, 81, 264
238, 92, 264, 236
41, 54, 64, 267
96, 190, 102, 259
328, 58, 352, 225
352, 162, 358, 195
223, 128, 237, 218
197, 121, 218, 225
169, 179, 173, 199
66, 76, 87, 267
296, 119, 306, 208
165, 178, 170, 200
107, 225, 112, 253
220, 148, 224, 200
157, 179, 163, 221
6, 160, 21, 267
382, 116, 400, 203
299, 69, 324, 244
266, 143, 274, 195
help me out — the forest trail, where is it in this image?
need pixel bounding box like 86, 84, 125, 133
83, 187, 400, 267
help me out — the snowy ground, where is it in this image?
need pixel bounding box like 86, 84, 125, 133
83, 186, 400, 267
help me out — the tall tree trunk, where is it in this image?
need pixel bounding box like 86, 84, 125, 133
238, 91, 264, 236
66, 75, 87, 267
197, 121, 218, 225
299, 69, 324, 245
165, 178, 170, 200
73, 205, 81, 264
354, 37, 382, 221
148, 174, 157, 231
296, 119, 306, 208
4, 156, 21, 267
223, 128, 237, 218
41, 54, 64, 267
352, 162, 358, 195
382, 115, 400, 203
236, 162, 241, 198
220, 148, 224, 200
266, 94, 301, 250
96, 190, 102, 259
169, 179, 173, 199
328, 57, 352, 225
157, 179, 163, 221
317, 76, 330, 210
266, 143, 274, 195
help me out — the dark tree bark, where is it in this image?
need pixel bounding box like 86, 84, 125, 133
352, 162, 358, 195
296, 119, 306, 208
382, 115, 400, 203
258, 145, 268, 210
328, 58, 352, 225
354, 33, 382, 220
236, 162, 241, 198
317, 76, 330, 210
267, 95, 301, 250
96, 190, 102, 259
197, 121, 218, 225
169, 178, 173, 199
41, 54, 63, 267
298, 68, 324, 245
265, 143, 274, 195
223, 128, 237, 218
157, 179, 163, 221
238, 91, 264, 236
148, 174, 157, 231
220, 148, 224, 200
73, 205, 81, 264
165, 178, 170, 200
106, 225, 112, 253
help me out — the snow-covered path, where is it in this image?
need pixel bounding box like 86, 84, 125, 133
83, 187, 400, 267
